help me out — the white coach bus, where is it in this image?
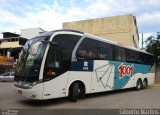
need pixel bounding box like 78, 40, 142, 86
14, 30, 155, 102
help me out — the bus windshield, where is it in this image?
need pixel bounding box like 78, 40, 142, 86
15, 36, 49, 83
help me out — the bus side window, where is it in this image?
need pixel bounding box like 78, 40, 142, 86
144, 54, 154, 65
121, 48, 126, 62
53, 34, 81, 68
76, 38, 97, 60
96, 41, 112, 60
113, 46, 122, 61
126, 49, 138, 63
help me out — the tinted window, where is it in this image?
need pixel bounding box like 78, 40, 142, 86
144, 54, 154, 65
44, 46, 63, 81
137, 52, 146, 64
126, 49, 137, 63
76, 38, 97, 59
43, 34, 81, 81
121, 48, 126, 62
124, 49, 154, 65
53, 34, 81, 62
97, 41, 112, 60
113, 46, 122, 61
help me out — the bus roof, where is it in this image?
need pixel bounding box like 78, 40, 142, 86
37, 29, 153, 56
84, 33, 153, 56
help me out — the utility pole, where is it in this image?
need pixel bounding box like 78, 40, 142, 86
142, 33, 143, 49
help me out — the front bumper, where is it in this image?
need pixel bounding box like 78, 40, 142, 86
14, 83, 44, 100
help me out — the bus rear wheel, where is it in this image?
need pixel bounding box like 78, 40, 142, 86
136, 79, 143, 90
142, 79, 148, 89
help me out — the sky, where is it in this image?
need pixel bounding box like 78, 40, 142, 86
0, 0, 160, 43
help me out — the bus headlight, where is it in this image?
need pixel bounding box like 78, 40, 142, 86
15, 81, 41, 89
28, 82, 38, 89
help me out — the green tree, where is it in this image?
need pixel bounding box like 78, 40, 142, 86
145, 34, 160, 66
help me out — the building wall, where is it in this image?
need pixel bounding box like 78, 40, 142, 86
0, 41, 21, 48
63, 14, 139, 48
156, 66, 160, 83
131, 16, 139, 48
21, 28, 44, 39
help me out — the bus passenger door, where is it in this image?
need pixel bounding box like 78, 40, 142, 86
43, 46, 70, 99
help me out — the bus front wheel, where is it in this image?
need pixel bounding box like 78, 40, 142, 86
69, 82, 79, 102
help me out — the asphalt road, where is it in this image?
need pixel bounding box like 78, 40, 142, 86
0, 82, 160, 109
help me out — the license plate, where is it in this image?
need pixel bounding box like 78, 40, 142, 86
18, 90, 22, 94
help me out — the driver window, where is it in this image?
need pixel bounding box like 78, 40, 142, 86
43, 46, 62, 81
46, 48, 61, 69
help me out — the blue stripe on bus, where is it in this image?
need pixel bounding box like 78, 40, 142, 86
109, 61, 152, 90
69, 60, 152, 90
70, 60, 93, 71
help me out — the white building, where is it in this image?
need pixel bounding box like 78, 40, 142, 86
21, 28, 45, 39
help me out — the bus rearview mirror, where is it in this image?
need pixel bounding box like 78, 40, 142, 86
31, 42, 42, 55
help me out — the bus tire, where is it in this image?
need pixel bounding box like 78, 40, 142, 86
79, 85, 85, 99
69, 82, 79, 102
136, 79, 143, 90
142, 79, 148, 89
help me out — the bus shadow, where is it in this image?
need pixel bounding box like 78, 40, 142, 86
19, 97, 69, 107
19, 87, 150, 107
85, 86, 151, 99
85, 87, 136, 99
